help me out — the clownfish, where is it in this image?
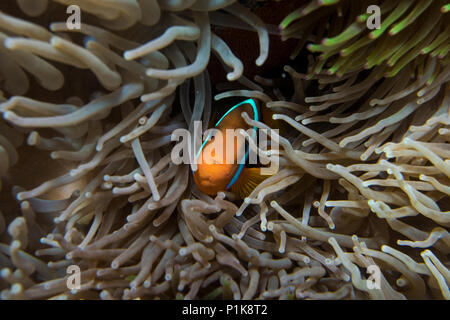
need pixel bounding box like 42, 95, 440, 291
193, 98, 279, 199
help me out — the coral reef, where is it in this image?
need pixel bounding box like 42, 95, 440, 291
0, 0, 448, 300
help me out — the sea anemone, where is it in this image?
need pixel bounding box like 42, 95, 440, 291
0, 0, 448, 300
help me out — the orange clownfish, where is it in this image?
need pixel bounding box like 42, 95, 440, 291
193, 98, 276, 199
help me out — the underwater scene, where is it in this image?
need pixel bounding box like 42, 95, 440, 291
0, 0, 449, 301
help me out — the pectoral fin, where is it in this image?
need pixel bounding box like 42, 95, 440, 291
230, 167, 271, 199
